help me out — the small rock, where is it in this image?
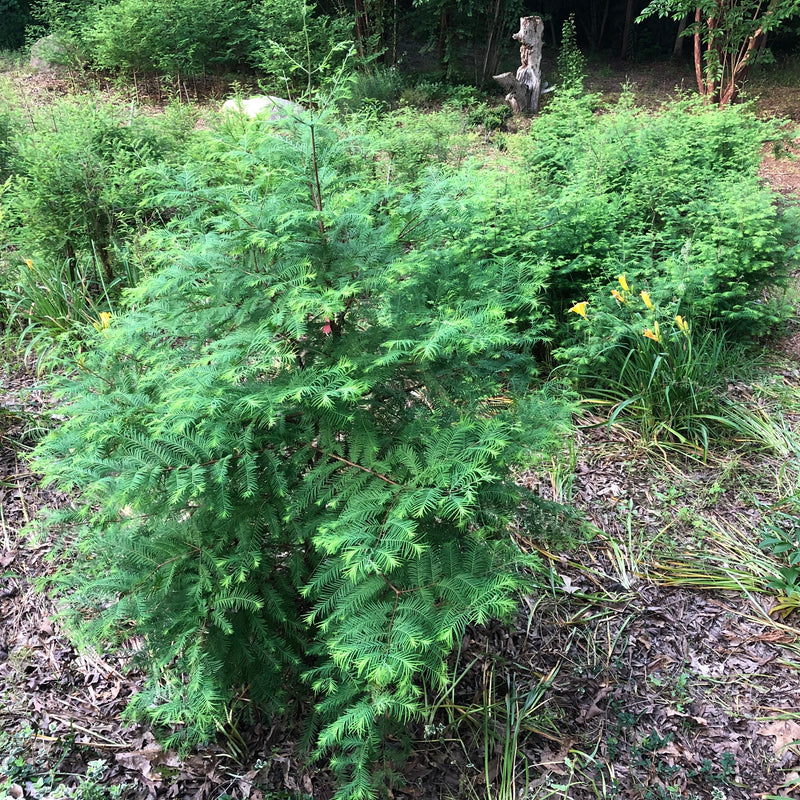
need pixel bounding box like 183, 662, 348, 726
221, 95, 305, 122
29, 35, 80, 72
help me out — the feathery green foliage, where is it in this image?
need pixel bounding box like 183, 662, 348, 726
84, 0, 254, 75
525, 93, 799, 339
34, 111, 570, 797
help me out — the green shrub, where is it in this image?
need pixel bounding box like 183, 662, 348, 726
467, 101, 512, 131
366, 106, 478, 185
0, 105, 17, 181
34, 115, 570, 799
556, 13, 585, 94
399, 79, 447, 108
525, 94, 798, 339
338, 66, 405, 112
0, 97, 195, 355
1, 97, 195, 280
248, 0, 353, 92
0, 0, 32, 50
26, 0, 96, 49
84, 0, 253, 75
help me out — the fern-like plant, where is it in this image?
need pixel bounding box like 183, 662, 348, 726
34, 112, 570, 798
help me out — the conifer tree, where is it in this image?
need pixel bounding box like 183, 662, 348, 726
35, 112, 570, 798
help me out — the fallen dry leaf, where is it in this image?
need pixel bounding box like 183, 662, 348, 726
758, 720, 800, 755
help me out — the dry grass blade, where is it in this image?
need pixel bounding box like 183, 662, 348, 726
650, 513, 800, 629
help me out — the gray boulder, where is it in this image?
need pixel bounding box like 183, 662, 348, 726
221, 95, 305, 122
29, 35, 80, 72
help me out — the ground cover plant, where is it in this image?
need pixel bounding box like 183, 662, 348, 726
2, 48, 800, 800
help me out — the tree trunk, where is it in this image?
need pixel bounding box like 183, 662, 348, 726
693, 6, 705, 95
621, 0, 635, 59
673, 14, 688, 57
493, 16, 545, 115
480, 0, 503, 86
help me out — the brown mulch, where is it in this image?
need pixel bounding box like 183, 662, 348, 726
511, 424, 800, 799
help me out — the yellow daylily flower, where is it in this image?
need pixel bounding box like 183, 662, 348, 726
611, 289, 626, 304
675, 315, 689, 335
618, 274, 630, 293
640, 291, 653, 310
92, 311, 113, 335
568, 301, 588, 319
643, 321, 661, 343
24, 258, 34, 270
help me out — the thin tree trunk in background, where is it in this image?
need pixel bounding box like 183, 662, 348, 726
673, 14, 688, 56
599, 0, 610, 50
493, 16, 545, 114
354, 0, 367, 57
438, 8, 448, 68
481, 0, 503, 85
705, 11, 718, 98
391, 0, 397, 65
693, 6, 704, 94
621, 0, 635, 59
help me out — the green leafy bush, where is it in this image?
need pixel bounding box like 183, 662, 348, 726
3, 98, 195, 274
0, 97, 196, 348
338, 66, 405, 113
26, 0, 96, 51
525, 94, 799, 338
556, 13, 585, 95
84, 0, 253, 75
249, 0, 353, 92
365, 106, 478, 185
34, 115, 570, 798
0, 105, 17, 181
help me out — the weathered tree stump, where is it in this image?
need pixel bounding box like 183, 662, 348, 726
493, 16, 545, 115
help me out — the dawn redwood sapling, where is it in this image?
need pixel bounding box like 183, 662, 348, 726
34, 110, 570, 798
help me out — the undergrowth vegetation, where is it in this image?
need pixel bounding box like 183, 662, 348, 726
1, 68, 799, 798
